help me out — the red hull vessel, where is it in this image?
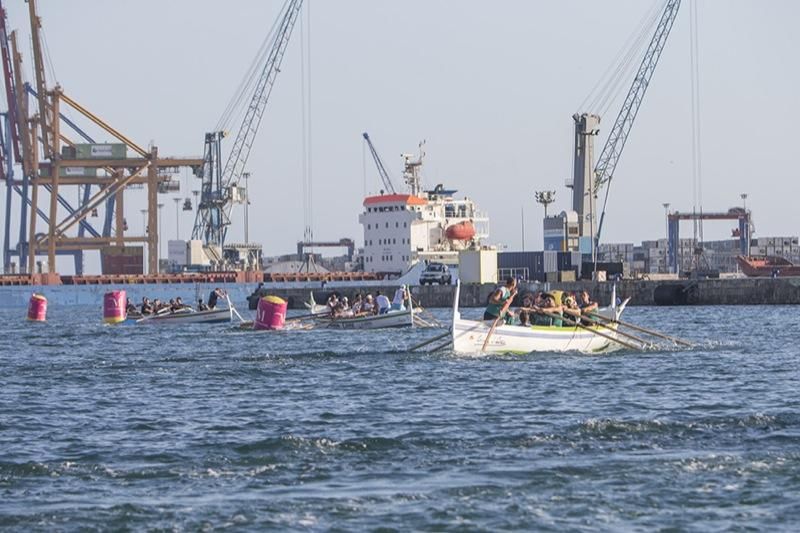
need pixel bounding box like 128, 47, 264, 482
736, 256, 800, 277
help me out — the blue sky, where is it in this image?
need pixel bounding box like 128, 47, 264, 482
2, 0, 798, 272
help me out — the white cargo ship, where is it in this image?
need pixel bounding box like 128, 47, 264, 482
359, 145, 490, 276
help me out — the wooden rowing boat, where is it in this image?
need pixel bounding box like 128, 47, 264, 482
450, 281, 630, 354
121, 306, 233, 326
317, 308, 414, 329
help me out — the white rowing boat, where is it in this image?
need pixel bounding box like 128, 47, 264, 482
304, 293, 331, 315
450, 281, 630, 354
122, 306, 233, 326
318, 307, 414, 329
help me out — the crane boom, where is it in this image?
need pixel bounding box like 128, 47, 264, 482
362, 132, 396, 194
593, 0, 681, 244
192, 0, 303, 248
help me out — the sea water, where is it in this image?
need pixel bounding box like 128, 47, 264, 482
1, 303, 799, 530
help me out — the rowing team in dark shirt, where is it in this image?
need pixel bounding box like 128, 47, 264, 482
127, 288, 227, 316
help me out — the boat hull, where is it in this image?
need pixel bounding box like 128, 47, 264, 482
736, 255, 800, 277
320, 309, 413, 330
452, 317, 618, 354
127, 307, 232, 325
449, 280, 628, 354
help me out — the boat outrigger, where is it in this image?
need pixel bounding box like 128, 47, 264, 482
450, 281, 630, 355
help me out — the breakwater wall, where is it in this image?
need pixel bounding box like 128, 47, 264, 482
2, 277, 800, 309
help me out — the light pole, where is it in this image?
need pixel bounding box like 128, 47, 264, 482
140, 209, 148, 272
243, 172, 250, 244
662, 203, 670, 273
740, 193, 749, 256
157, 203, 164, 267
173, 197, 181, 239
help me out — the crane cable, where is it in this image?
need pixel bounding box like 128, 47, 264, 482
689, 0, 704, 254
300, 0, 313, 243
578, 0, 663, 114
214, 0, 289, 133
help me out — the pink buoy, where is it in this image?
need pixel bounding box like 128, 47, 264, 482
103, 290, 127, 324
254, 295, 287, 330
27, 293, 47, 322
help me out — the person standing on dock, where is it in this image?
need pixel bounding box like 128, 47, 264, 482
484, 277, 517, 322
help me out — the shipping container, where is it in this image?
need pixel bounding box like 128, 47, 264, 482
497, 251, 544, 274
544, 250, 557, 272
100, 246, 143, 275
73, 143, 128, 160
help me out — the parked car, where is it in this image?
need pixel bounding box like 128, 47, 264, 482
419, 263, 452, 285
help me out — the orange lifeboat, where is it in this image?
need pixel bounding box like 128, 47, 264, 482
445, 221, 476, 241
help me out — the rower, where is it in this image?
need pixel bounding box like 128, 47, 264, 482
208, 288, 225, 310
578, 290, 598, 314
484, 277, 517, 322
391, 285, 408, 312
532, 293, 562, 326
126, 298, 137, 314
197, 298, 209, 311
375, 291, 391, 315
140, 297, 153, 315
362, 294, 375, 315
562, 294, 581, 326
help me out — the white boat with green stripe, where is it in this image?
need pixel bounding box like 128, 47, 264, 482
451, 281, 629, 355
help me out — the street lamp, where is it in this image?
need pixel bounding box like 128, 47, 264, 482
243, 172, 250, 244
173, 197, 181, 239
534, 190, 556, 218
157, 203, 164, 263
662, 203, 670, 273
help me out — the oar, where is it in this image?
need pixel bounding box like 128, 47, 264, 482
408, 330, 451, 352
534, 310, 642, 351
481, 291, 516, 353
576, 313, 655, 348
135, 307, 170, 323
589, 313, 694, 347
287, 311, 330, 322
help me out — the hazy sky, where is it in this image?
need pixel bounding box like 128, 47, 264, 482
3, 0, 798, 272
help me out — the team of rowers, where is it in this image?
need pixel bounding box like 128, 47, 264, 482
484, 277, 599, 327
326, 286, 410, 318
125, 288, 227, 317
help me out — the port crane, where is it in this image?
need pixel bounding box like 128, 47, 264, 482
362, 132, 396, 194
570, 0, 681, 261
192, 0, 304, 257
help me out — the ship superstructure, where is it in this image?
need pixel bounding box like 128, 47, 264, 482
359, 145, 489, 275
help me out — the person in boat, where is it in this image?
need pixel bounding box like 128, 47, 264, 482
140, 297, 154, 315
375, 291, 391, 315
391, 285, 408, 312
517, 292, 537, 327
172, 297, 189, 312
168, 299, 177, 312
208, 288, 226, 310
562, 294, 582, 326
197, 298, 209, 311
351, 294, 363, 314
578, 290, 598, 324
361, 294, 375, 315
531, 292, 562, 326
484, 277, 517, 322
125, 298, 137, 315
326, 293, 339, 311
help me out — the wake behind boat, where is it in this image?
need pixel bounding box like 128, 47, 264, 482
450, 281, 629, 355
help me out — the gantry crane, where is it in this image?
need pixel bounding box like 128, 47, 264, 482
362, 132, 396, 194
192, 0, 304, 254
570, 0, 681, 260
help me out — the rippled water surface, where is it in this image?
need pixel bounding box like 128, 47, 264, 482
2, 303, 800, 530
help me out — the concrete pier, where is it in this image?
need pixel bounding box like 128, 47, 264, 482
2, 277, 799, 309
